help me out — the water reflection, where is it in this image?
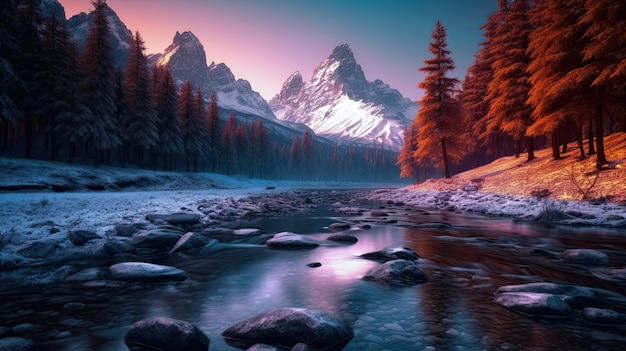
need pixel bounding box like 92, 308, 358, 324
2, 206, 625, 351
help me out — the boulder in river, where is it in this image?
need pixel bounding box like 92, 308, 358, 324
266, 232, 319, 249
169, 232, 217, 254
360, 246, 419, 262
581, 307, 625, 326
326, 233, 358, 244
109, 262, 188, 282
124, 317, 209, 351
0, 337, 36, 351
132, 228, 185, 250
494, 282, 612, 318
327, 223, 351, 231
363, 259, 428, 286
68, 229, 99, 246
558, 248, 609, 265
222, 307, 353, 351
591, 268, 626, 281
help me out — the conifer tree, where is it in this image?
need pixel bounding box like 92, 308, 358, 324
397, 124, 419, 180
485, 0, 535, 162
526, 0, 591, 161
153, 65, 183, 171
15, 0, 44, 158
0, 0, 21, 150
251, 118, 268, 178
123, 30, 158, 167
221, 112, 238, 175
81, 0, 120, 165
300, 129, 318, 181
38, 14, 74, 160
235, 124, 250, 176
206, 92, 221, 172
288, 135, 301, 179
412, 21, 468, 179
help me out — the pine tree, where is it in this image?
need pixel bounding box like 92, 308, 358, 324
81, 0, 120, 165
221, 112, 238, 175
206, 92, 220, 172
397, 124, 419, 180
485, 0, 535, 162
15, 0, 44, 158
0, 0, 21, 150
412, 21, 469, 179
153, 65, 183, 171
123, 30, 158, 168
38, 14, 74, 161
235, 124, 250, 176
251, 118, 268, 178
288, 135, 300, 179
300, 129, 318, 181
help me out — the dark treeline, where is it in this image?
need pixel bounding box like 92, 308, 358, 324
0, 0, 403, 182
399, 0, 626, 181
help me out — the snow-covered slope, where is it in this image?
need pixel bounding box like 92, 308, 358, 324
156, 31, 276, 119
66, 3, 133, 70
269, 44, 417, 151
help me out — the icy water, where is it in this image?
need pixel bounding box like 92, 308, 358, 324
2, 195, 626, 351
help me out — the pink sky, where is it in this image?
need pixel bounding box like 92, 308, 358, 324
59, 0, 497, 102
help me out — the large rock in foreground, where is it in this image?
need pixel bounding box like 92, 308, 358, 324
110, 262, 189, 282
124, 317, 209, 351
222, 308, 353, 350
362, 259, 428, 286
558, 248, 609, 265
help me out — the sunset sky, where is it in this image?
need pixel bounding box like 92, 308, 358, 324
59, 0, 497, 101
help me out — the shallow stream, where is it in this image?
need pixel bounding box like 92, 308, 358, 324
2, 192, 626, 350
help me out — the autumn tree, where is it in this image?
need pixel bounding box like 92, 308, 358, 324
485, 0, 535, 162
206, 92, 221, 172
397, 124, 419, 180
412, 20, 469, 179
221, 112, 238, 175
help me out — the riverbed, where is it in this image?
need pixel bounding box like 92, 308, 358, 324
1, 190, 625, 350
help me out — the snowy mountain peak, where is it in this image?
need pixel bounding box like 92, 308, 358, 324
269, 43, 417, 151
154, 31, 275, 119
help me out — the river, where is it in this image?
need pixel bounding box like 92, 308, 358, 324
1, 191, 625, 350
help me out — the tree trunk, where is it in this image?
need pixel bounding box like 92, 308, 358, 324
587, 118, 595, 155
576, 122, 586, 160
551, 130, 561, 160
526, 136, 535, 162
441, 137, 450, 179
595, 85, 607, 169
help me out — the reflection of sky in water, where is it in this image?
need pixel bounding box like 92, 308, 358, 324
13, 213, 626, 351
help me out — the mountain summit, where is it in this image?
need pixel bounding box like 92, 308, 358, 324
269, 44, 417, 151
154, 31, 275, 119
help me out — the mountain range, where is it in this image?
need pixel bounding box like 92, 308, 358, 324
49, 0, 417, 151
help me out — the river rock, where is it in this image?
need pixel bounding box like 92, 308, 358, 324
68, 229, 99, 246
265, 232, 319, 249
494, 292, 577, 318
222, 307, 353, 351
169, 232, 216, 254
0, 337, 36, 351
591, 268, 626, 281
494, 282, 610, 317
558, 249, 609, 265
360, 246, 419, 262
370, 210, 389, 217
14, 240, 60, 258
362, 259, 428, 286
65, 267, 109, 282
109, 262, 188, 282
326, 233, 358, 243
234, 228, 261, 236
582, 307, 625, 325
114, 223, 139, 237
328, 223, 351, 231
124, 317, 209, 351
164, 213, 201, 226
132, 228, 185, 250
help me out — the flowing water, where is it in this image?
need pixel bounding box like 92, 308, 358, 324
1, 193, 626, 350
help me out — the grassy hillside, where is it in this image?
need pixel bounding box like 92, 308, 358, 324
411, 132, 626, 202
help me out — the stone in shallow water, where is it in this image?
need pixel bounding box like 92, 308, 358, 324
222, 308, 353, 351
493, 292, 576, 318
169, 232, 216, 254
124, 317, 209, 351
360, 246, 419, 262
326, 233, 358, 243
328, 223, 352, 231
582, 307, 625, 326
265, 232, 319, 249
0, 337, 36, 351
131, 228, 184, 250
362, 259, 428, 286
558, 248, 609, 265
109, 262, 188, 282
233, 228, 261, 236
591, 268, 626, 281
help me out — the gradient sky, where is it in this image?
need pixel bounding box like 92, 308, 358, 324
59, 0, 497, 102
